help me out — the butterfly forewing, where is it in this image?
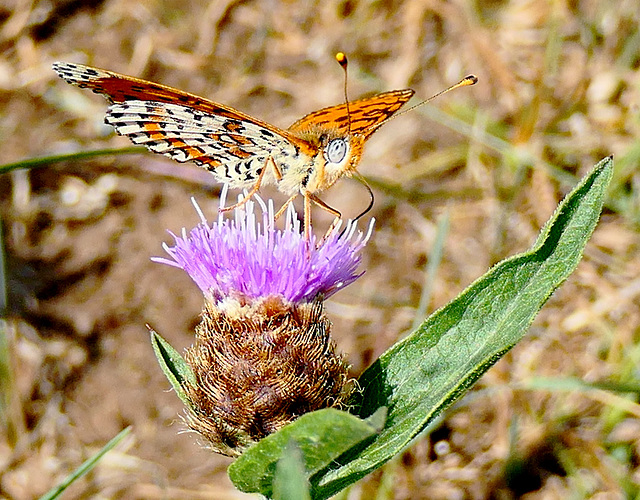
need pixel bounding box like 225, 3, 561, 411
288, 89, 414, 138
53, 62, 311, 149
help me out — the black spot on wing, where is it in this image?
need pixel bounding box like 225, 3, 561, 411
260, 129, 275, 138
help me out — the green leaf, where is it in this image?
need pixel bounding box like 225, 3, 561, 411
228, 408, 384, 496
0, 147, 145, 174
39, 427, 131, 500
148, 325, 196, 409
312, 156, 614, 498
272, 441, 312, 500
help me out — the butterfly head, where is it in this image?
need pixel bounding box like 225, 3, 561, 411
317, 133, 365, 189
294, 126, 365, 193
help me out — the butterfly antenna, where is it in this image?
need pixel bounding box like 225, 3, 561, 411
364, 74, 478, 137
398, 75, 478, 118
336, 52, 352, 134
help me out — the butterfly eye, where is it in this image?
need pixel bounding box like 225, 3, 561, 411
325, 138, 349, 165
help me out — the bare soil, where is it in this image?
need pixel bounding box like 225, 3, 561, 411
2, 1, 640, 499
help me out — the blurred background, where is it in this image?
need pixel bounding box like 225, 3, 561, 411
1, 0, 639, 498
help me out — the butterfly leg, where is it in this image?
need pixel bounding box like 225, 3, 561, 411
269, 156, 283, 182
270, 158, 297, 220
307, 193, 342, 219
219, 156, 272, 213
274, 194, 298, 220
306, 193, 343, 240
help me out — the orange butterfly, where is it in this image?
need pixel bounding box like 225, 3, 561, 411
53, 55, 476, 229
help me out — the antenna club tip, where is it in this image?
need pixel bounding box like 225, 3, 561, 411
465, 75, 479, 85
335, 52, 348, 68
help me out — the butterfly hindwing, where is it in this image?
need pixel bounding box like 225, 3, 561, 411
105, 100, 306, 187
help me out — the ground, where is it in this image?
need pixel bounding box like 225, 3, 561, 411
1, 0, 640, 498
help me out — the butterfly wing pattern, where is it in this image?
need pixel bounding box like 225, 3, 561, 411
52, 61, 414, 205
288, 89, 414, 139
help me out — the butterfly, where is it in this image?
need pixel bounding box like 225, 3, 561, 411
53, 55, 476, 229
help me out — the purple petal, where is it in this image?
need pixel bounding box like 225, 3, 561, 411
153, 191, 373, 304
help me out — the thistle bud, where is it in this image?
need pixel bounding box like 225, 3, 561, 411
151, 190, 373, 456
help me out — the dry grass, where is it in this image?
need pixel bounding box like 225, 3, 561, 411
1, 0, 639, 498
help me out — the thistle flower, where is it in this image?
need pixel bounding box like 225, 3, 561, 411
151, 189, 373, 456
153, 189, 372, 305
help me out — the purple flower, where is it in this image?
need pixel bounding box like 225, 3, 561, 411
153, 188, 373, 304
